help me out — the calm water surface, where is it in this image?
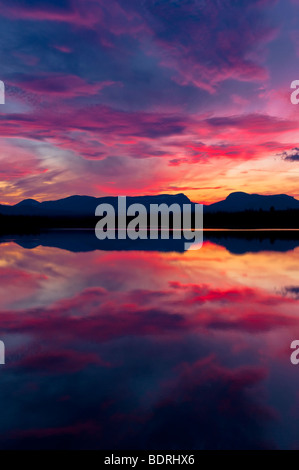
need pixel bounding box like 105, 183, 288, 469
0, 233, 299, 449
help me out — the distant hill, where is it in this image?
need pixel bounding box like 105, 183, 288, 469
204, 192, 299, 213
2, 191, 298, 217
1, 192, 299, 231
0, 193, 192, 217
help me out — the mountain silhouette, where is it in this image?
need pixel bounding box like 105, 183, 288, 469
1, 192, 299, 231
1, 192, 298, 216
0, 193, 192, 217
205, 192, 299, 213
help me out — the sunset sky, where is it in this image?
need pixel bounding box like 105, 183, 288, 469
0, 0, 299, 205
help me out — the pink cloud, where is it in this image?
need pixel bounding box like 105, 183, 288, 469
52, 45, 73, 54
0, 0, 101, 27
12, 75, 118, 98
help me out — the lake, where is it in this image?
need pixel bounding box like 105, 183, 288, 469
0, 231, 299, 449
